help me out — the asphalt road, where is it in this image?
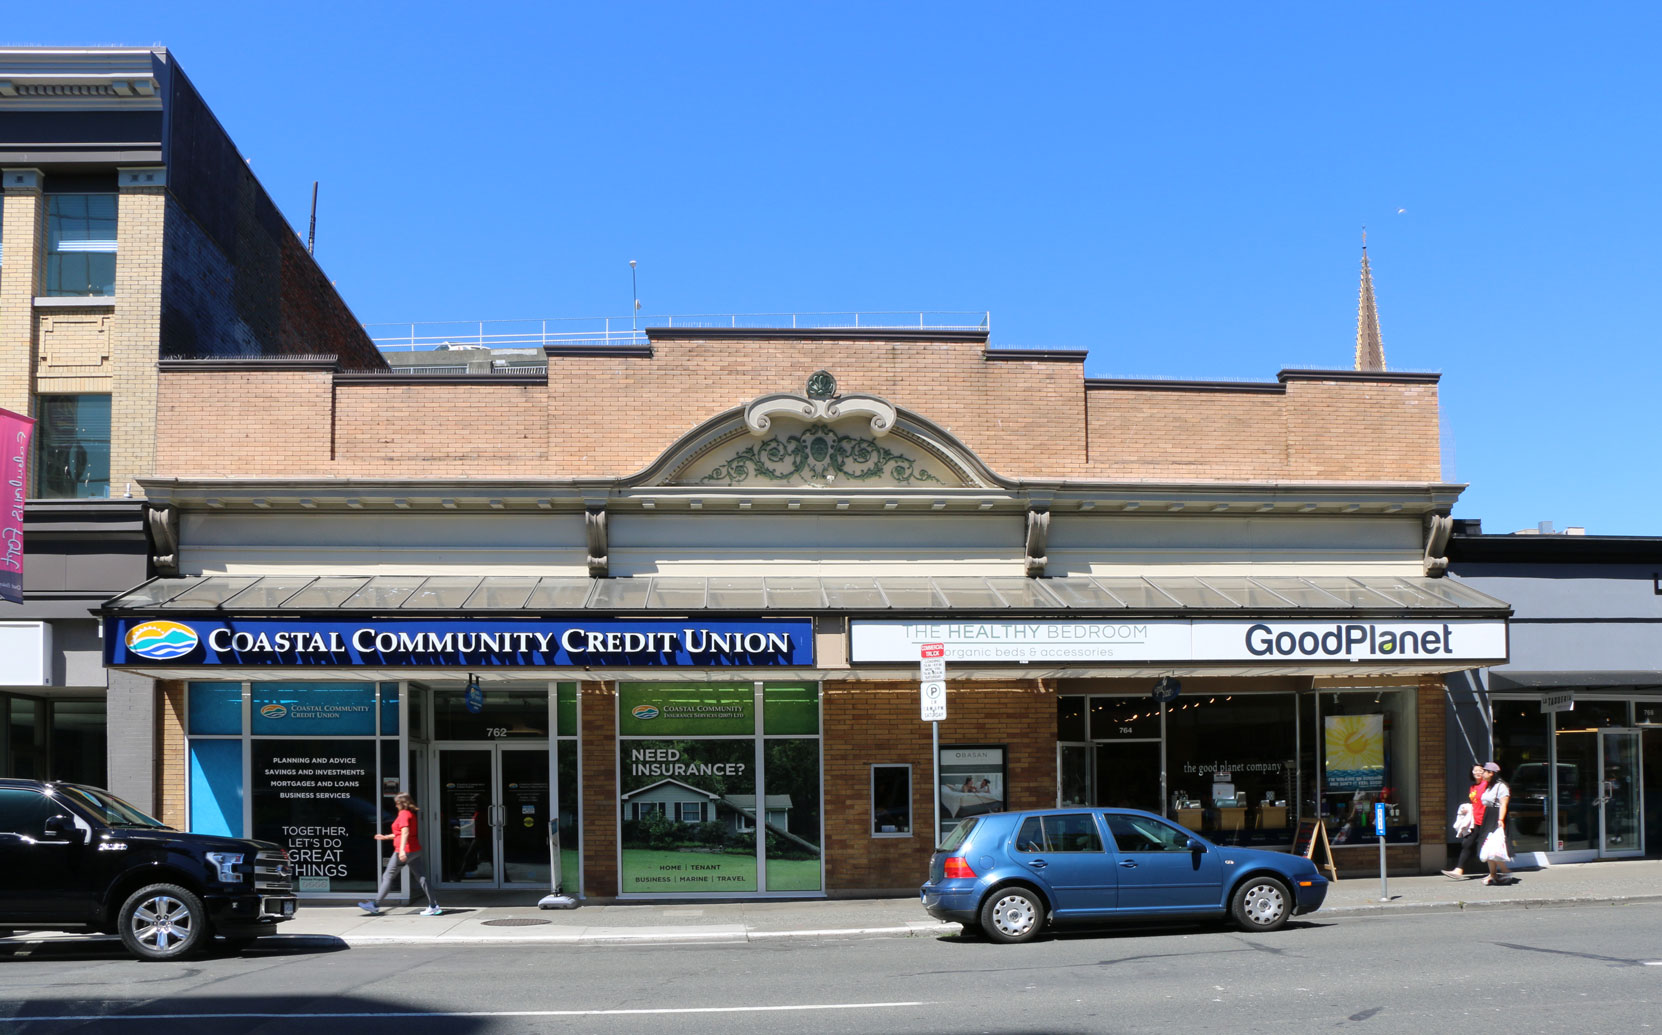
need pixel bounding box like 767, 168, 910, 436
4, 902, 1660, 1034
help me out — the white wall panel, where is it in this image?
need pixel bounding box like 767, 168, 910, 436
1048, 514, 1424, 576
179, 513, 589, 575
609, 513, 1025, 576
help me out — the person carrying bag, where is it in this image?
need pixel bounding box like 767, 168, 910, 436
1475, 762, 1516, 886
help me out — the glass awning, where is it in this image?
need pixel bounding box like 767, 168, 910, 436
101, 573, 1510, 616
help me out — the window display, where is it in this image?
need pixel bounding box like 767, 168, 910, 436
617, 682, 821, 894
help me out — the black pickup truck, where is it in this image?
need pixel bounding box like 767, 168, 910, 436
0, 778, 297, 960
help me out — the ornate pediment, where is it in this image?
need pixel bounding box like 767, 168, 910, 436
625, 377, 1006, 490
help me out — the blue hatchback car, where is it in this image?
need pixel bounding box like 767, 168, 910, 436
921, 808, 1328, 943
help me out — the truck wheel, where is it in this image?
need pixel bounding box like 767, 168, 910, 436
979, 887, 1044, 944
118, 884, 207, 961
1230, 876, 1290, 932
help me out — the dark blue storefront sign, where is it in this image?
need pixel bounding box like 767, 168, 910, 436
105, 617, 814, 668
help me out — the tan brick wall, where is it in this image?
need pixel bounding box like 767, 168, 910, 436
109, 184, 166, 497
823, 678, 1055, 892
579, 682, 619, 898
0, 181, 42, 415
335, 383, 547, 473
1285, 379, 1441, 482
546, 339, 1089, 480
155, 338, 1442, 485
158, 681, 187, 830
157, 369, 336, 475
1087, 387, 1289, 480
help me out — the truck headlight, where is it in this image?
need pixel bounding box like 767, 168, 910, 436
205, 851, 245, 883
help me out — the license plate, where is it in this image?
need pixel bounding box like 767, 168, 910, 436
283, 901, 295, 916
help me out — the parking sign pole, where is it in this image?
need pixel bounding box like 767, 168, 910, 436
920, 643, 947, 845
1375, 801, 1389, 901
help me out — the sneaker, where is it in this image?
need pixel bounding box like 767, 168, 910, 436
1440, 870, 1464, 880
357, 901, 380, 915
420, 906, 442, 916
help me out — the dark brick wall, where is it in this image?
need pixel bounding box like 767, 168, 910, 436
160, 66, 384, 371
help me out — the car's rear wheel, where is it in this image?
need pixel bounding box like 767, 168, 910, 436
1230, 876, 1290, 932
118, 883, 207, 961
979, 887, 1044, 944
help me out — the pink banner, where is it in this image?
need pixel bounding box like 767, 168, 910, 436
1, 407, 35, 604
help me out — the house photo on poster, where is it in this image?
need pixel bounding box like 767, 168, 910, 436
250, 739, 379, 893
939, 745, 1005, 841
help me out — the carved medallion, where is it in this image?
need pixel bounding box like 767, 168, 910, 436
805, 370, 837, 400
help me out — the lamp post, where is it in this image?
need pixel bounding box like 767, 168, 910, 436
629, 260, 639, 332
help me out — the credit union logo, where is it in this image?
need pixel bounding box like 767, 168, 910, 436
125, 621, 200, 660
259, 703, 288, 719
631, 705, 660, 720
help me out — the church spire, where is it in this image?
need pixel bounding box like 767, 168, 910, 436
1354, 228, 1386, 371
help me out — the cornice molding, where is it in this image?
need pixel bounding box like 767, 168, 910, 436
645, 327, 990, 344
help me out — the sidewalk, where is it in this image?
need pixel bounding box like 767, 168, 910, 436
268, 858, 1662, 947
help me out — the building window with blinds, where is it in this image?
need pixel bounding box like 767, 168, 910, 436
34, 394, 111, 499
44, 194, 117, 297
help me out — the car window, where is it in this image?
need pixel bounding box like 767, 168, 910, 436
1014, 813, 1103, 853
938, 817, 979, 851
0, 788, 53, 838
1105, 814, 1192, 852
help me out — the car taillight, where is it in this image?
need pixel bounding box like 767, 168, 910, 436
943, 856, 977, 879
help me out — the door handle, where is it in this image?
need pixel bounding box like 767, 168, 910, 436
1028, 859, 1048, 869
1119, 859, 1138, 868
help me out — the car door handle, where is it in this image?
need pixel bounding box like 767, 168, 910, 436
1119, 859, 1138, 868
1028, 859, 1048, 869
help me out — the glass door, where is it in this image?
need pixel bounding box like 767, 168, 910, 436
1599, 730, 1643, 857
434, 743, 552, 888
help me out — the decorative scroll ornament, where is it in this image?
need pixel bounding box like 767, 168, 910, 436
743, 392, 895, 438
698, 421, 944, 487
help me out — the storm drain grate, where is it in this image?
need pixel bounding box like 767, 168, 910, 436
481, 918, 554, 927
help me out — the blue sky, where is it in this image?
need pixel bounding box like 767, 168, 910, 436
14, 3, 1659, 534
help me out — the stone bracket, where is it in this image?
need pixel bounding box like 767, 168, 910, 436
1025, 506, 1051, 578
1423, 513, 1454, 577
585, 505, 609, 579
146, 505, 179, 576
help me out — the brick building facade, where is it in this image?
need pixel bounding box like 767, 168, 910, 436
102, 325, 1508, 900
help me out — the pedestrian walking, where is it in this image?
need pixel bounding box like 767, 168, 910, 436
1476, 762, 1516, 886
1442, 762, 1489, 879
360, 792, 442, 916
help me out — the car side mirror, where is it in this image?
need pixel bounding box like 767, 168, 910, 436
1185, 837, 1205, 853
44, 814, 84, 843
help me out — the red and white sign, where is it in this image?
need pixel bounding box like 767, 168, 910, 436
920, 642, 946, 721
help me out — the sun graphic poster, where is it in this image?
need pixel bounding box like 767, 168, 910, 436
1324, 715, 1385, 791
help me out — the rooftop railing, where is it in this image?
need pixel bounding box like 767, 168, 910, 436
367, 311, 990, 352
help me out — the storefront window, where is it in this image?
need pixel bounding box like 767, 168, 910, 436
1167, 694, 1295, 847
1317, 690, 1418, 846
938, 745, 1006, 842
617, 682, 821, 894
184, 680, 401, 895
871, 764, 911, 835
1492, 700, 1552, 854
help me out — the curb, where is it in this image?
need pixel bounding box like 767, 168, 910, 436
251, 896, 1662, 948
1321, 893, 1662, 916
264, 922, 962, 948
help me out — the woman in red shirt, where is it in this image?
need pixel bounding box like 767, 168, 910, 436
360, 792, 441, 916
1442, 763, 1490, 879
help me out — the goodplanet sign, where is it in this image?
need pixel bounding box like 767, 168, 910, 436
104, 618, 813, 668
850, 619, 1508, 664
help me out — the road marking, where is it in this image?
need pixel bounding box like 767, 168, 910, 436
1644, 961, 1662, 966
7, 1001, 935, 1023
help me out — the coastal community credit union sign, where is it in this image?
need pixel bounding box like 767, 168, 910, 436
850, 619, 1508, 664
103, 618, 814, 668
